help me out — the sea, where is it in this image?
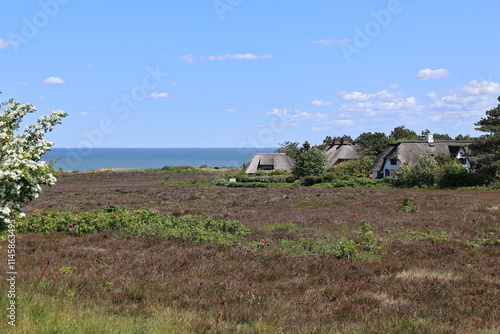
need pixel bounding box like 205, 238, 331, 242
42, 148, 277, 172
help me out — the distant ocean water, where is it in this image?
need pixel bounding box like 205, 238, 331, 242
42, 148, 277, 172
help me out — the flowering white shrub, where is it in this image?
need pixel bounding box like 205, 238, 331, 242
0, 96, 67, 230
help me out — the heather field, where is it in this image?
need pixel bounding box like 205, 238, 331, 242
2, 168, 499, 333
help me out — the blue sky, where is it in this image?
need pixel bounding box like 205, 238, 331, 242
1, 0, 500, 148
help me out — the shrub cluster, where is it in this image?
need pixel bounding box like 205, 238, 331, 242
393, 154, 495, 188
279, 222, 381, 260
17, 206, 251, 245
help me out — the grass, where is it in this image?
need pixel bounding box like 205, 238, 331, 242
1, 169, 499, 333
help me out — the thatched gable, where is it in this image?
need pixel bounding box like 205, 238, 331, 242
245, 153, 294, 174
324, 139, 363, 169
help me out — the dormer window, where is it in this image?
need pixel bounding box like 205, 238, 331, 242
390, 159, 398, 165
259, 165, 274, 170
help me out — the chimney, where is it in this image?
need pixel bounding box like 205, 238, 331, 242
426, 133, 435, 146
426, 133, 434, 143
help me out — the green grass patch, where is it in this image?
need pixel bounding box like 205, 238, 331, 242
161, 165, 205, 175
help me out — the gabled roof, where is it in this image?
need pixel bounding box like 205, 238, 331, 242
324, 142, 363, 169
371, 140, 473, 171
245, 153, 294, 174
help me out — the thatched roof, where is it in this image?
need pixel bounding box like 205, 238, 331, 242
324, 142, 363, 169
371, 140, 473, 171
245, 153, 294, 174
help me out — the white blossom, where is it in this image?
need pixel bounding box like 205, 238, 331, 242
0, 96, 67, 227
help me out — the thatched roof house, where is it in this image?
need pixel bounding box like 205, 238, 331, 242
324, 138, 364, 169
371, 135, 473, 178
245, 153, 295, 174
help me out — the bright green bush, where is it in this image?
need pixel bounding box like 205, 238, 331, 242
279, 237, 358, 259
17, 206, 251, 245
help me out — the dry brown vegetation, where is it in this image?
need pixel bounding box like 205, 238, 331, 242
3, 169, 500, 333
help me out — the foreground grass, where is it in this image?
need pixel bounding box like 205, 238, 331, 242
2, 170, 499, 333
5, 288, 498, 334
0, 290, 235, 333
2, 228, 499, 333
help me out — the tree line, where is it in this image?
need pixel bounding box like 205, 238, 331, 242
276, 96, 500, 187
278, 125, 473, 161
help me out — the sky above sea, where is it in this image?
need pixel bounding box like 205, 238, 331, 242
1, 1, 500, 148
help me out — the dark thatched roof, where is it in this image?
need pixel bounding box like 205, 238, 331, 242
371, 140, 473, 171
245, 153, 295, 174
324, 143, 363, 169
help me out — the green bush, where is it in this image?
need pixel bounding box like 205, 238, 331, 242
302, 175, 323, 186
293, 148, 328, 177
279, 238, 357, 259
17, 207, 251, 245
393, 154, 438, 187
325, 178, 389, 188
241, 176, 289, 183
397, 198, 418, 213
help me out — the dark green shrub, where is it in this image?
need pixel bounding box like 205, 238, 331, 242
302, 175, 323, 186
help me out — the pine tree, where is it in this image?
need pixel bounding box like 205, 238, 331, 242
470, 96, 500, 174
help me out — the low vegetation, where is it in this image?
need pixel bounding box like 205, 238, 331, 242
1, 169, 499, 333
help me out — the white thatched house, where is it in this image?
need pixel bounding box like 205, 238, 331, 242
324, 138, 364, 169
245, 153, 295, 174
371, 134, 473, 178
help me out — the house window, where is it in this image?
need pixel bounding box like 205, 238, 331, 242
390, 159, 398, 166
384, 169, 391, 177
259, 165, 274, 170
459, 158, 467, 165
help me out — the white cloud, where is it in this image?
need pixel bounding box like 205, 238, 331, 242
389, 84, 400, 89
341, 90, 400, 102
226, 108, 236, 113
292, 112, 328, 121
311, 126, 332, 132
0, 38, 18, 49
337, 80, 500, 129
267, 108, 291, 116
339, 89, 423, 117
429, 80, 500, 115
460, 80, 500, 95
311, 99, 333, 107
311, 39, 349, 46
202, 53, 272, 61
426, 92, 439, 101
84, 64, 94, 68
148, 92, 169, 99
178, 55, 196, 63
42, 77, 66, 85
80, 112, 88, 116
417, 68, 451, 80
331, 120, 355, 126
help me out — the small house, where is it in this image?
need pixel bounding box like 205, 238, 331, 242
371, 134, 473, 178
245, 153, 294, 174
324, 138, 364, 169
